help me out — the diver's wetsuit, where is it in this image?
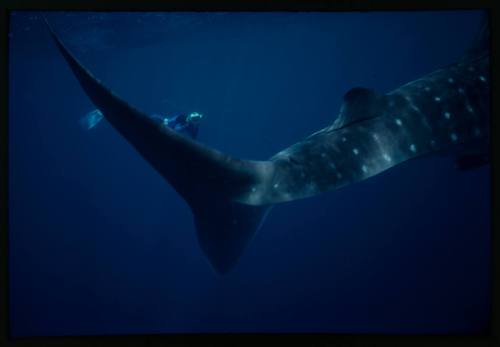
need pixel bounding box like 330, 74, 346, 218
150, 113, 199, 139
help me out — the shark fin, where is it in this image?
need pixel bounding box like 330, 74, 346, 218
455, 153, 490, 171
453, 135, 490, 171
45, 19, 275, 274
192, 199, 272, 274
461, 10, 489, 62
332, 87, 386, 129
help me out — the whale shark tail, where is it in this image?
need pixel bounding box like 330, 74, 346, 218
45, 20, 274, 274
191, 199, 272, 274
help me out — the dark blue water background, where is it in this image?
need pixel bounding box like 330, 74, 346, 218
8, 11, 490, 336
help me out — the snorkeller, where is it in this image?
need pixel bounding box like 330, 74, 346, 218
151, 112, 203, 139
80, 110, 203, 140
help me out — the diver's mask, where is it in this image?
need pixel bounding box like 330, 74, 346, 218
186, 112, 203, 123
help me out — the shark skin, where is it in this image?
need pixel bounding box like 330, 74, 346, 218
258, 53, 490, 206
45, 18, 489, 274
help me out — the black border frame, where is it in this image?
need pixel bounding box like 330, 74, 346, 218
1, 1, 498, 346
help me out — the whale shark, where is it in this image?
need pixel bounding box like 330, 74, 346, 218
45, 14, 490, 274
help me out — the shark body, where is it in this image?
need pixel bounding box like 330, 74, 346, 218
45, 16, 490, 274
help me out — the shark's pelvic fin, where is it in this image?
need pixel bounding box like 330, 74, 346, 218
45, 20, 274, 274
455, 154, 489, 171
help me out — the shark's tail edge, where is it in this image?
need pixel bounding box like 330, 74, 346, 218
192, 200, 272, 274
45, 20, 275, 275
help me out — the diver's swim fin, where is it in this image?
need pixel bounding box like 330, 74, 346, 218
79, 109, 104, 130
45, 19, 274, 274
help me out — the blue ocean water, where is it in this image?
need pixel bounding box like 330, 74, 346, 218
8, 11, 490, 336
